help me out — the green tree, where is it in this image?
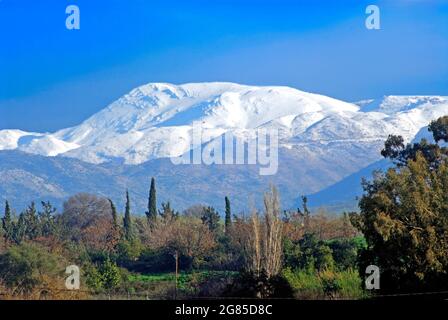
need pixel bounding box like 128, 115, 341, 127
201, 206, 220, 233
23, 202, 40, 240
109, 199, 119, 227
108, 199, 121, 252
13, 213, 26, 244
351, 118, 448, 292
123, 190, 133, 241
39, 201, 56, 237
298, 233, 334, 271
146, 177, 157, 225
158, 201, 178, 221
225, 196, 232, 234
0, 243, 63, 292
327, 238, 359, 270
2, 201, 13, 243
99, 258, 121, 291
428, 115, 448, 143
382, 135, 445, 169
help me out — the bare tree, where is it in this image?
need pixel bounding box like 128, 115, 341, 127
248, 209, 262, 274
263, 186, 283, 278
246, 186, 283, 278
59, 193, 117, 251
146, 215, 216, 268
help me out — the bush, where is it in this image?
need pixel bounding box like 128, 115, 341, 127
0, 243, 65, 293
282, 267, 366, 300
282, 268, 324, 299
284, 234, 335, 271
85, 258, 122, 292
333, 269, 366, 299
327, 238, 360, 270
223, 271, 294, 298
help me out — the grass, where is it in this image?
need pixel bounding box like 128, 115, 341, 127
282, 267, 368, 300
127, 271, 238, 298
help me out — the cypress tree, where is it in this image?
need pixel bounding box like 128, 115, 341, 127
2, 200, 13, 242
146, 177, 157, 224
225, 196, 232, 234
109, 199, 118, 227
123, 190, 133, 241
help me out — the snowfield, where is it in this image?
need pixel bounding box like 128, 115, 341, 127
1, 82, 448, 166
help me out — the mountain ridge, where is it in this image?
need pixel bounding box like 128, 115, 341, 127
1, 82, 447, 213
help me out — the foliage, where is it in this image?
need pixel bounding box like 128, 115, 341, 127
285, 233, 334, 271
159, 201, 178, 220
224, 270, 294, 298
146, 177, 157, 225
201, 206, 221, 233
147, 216, 216, 270
327, 238, 360, 270
99, 258, 122, 290
351, 116, 448, 293
123, 190, 134, 241
225, 196, 232, 234
2, 201, 14, 243
116, 238, 142, 266
38, 201, 57, 238
85, 258, 122, 292
0, 243, 64, 293
282, 268, 365, 300
59, 193, 116, 252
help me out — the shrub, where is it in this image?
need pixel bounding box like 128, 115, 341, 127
282, 267, 366, 300
0, 243, 65, 293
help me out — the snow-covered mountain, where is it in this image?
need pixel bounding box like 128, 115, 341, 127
1, 82, 447, 212
2, 82, 447, 165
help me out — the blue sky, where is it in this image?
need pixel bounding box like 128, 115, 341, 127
1, 0, 448, 132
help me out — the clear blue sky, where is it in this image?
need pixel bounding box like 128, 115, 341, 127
1, 0, 448, 132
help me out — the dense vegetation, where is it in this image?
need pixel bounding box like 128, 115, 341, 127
0, 116, 447, 300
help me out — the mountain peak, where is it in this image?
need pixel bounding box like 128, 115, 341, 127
1, 83, 447, 166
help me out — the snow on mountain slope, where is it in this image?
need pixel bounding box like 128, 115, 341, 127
0, 130, 79, 157
356, 95, 448, 115
51, 82, 363, 164
0, 130, 34, 150
1, 83, 448, 168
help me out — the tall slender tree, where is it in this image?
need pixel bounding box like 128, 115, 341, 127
123, 190, 133, 241
107, 198, 121, 253
146, 177, 157, 224
109, 199, 119, 227
2, 200, 13, 242
225, 196, 232, 234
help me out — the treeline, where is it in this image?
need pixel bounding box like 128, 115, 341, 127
0, 116, 447, 299
0, 184, 360, 299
